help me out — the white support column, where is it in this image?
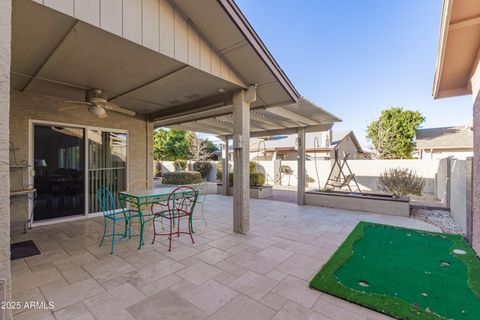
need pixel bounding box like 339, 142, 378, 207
221, 136, 229, 196
0, 1, 12, 319
297, 128, 306, 205
232, 87, 255, 234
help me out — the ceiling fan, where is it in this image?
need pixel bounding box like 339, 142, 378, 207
59, 89, 136, 118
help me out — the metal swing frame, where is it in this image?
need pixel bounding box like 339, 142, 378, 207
324, 150, 361, 192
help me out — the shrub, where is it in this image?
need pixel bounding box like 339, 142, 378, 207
162, 171, 202, 185
377, 168, 425, 197
249, 161, 256, 173
193, 161, 212, 180
228, 172, 266, 187
250, 172, 266, 187
173, 160, 187, 171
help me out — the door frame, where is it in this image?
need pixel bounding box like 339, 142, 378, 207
28, 119, 129, 226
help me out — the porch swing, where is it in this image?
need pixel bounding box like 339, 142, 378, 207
323, 150, 361, 192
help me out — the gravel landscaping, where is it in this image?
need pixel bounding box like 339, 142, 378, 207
411, 207, 463, 234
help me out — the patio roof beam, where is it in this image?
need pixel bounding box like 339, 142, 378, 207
226, 123, 332, 139
214, 114, 273, 132
171, 122, 230, 135
21, 21, 79, 92
153, 103, 232, 127
250, 110, 291, 128
267, 106, 318, 126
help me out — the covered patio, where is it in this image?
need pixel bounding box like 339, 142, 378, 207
11, 195, 439, 320
1, 0, 347, 318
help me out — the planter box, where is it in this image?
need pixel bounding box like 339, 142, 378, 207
217, 184, 273, 199
305, 190, 410, 217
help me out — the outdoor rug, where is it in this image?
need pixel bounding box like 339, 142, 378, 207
11, 240, 41, 260
309, 222, 480, 320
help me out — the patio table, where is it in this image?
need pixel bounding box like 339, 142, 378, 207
118, 186, 198, 249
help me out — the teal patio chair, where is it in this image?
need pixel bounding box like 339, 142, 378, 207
97, 186, 141, 254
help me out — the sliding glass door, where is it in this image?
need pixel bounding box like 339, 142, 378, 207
88, 130, 127, 213
33, 125, 85, 221
32, 122, 127, 221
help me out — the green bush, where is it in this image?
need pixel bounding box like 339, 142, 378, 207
250, 172, 265, 187
162, 171, 202, 185
193, 161, 212, 180
249, 161, 256, 173
228, 172, 266, 187
173, 160, 187, 171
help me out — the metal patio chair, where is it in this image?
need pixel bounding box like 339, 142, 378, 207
151, 186, 198, 251
97, 186, 140, 254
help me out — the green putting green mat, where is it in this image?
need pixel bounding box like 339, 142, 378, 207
309, 222, 480, 320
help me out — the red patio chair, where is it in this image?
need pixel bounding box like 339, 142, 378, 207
151, 186, 198, 251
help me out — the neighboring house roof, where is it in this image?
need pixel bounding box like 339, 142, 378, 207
331, 130, 363, 153
433, 0, 480, 98
416, 126, 473, 149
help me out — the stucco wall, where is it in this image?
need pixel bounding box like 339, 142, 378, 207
450, 160, 468, 231
471, 61, 480, 253
0, 0, 12, 318
9, 91, 153, 226
473, 97, 480, 253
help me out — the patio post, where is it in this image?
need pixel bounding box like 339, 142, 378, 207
221, 136, 229, 196
297, 128, 306, 205
232, 87, 255, 234
0, 0, 12, 318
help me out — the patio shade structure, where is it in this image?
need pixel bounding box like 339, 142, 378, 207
158, 97, 341, 218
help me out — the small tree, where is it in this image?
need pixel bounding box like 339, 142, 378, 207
153, 129, 193, 161
367, 108, 425, 159
377, 168, 425, 197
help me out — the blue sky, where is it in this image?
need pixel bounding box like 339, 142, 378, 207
230, 0, 472, 148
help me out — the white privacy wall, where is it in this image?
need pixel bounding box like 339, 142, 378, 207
158, 159, 446, 196
158, 158, 470, 232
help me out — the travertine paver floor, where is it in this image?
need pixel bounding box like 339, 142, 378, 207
11, 195, 441, 320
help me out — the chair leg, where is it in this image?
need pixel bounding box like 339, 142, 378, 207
168, 218, 173, 251
177, 215, 181, 237
138, 219, 144, 250
151, 216, 157, 244
99, 217, 107, 247
124, 218, 129, 238
188, 215, 195, 244
111, 220, 116, 255
201, 201, 207, 226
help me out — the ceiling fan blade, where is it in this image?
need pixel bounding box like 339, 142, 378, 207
104, 102, 137, 116
59, 105, 89, 111
63, 100, 91, 106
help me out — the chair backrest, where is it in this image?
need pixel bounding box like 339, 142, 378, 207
194, 181, 208, 198
168, 185, 198, 216
97, 186, 116, 216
